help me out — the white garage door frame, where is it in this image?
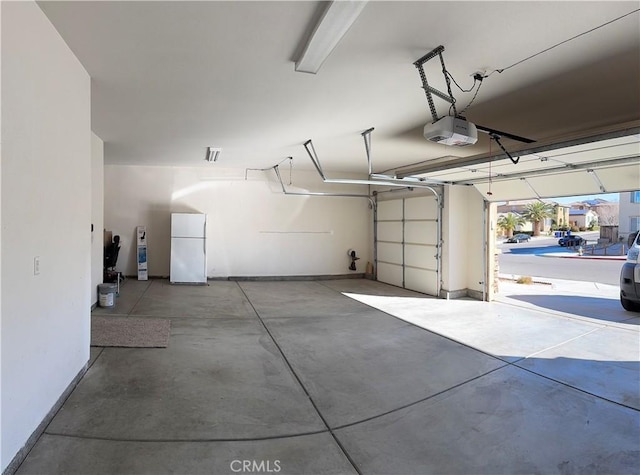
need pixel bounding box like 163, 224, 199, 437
374, 187, 443, 296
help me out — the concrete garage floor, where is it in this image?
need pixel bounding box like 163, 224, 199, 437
16, 278, 639, 474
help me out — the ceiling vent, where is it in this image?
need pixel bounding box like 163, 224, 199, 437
205, 147, 221, 162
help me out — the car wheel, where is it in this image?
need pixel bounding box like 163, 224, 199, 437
620, 295, 640, 312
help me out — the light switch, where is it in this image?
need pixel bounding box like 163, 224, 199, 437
34, 256, 40, 275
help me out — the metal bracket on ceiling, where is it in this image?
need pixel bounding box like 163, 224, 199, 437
361, 127, 374, 176
587, 169, 607, 193
303, 139, 327, 181
303, 129, 445, 188
491, 134, 520, 165
244, 157, 292, 181
245, 158, 375, 208
272, 164, 376, 209
520, 177, 544, 201
413, 45, 456, 122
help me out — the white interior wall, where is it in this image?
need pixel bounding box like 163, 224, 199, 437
464, 187, 486, 296
441, 185, 486, 298
104, 166, 372, 278
91, 133, 104, 306
0, 3, 3, 464
441, 186, 467, 294
1, 2, 91, 470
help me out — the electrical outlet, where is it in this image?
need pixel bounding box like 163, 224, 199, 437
34, 256, 40, 275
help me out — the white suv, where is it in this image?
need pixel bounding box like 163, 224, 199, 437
620, 231, 640, 312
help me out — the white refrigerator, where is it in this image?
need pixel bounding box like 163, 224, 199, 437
170, 213, 207, 284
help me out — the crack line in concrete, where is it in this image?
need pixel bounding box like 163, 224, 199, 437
235, 282, 363, 475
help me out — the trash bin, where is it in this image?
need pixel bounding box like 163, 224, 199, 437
98, 283, 118, 308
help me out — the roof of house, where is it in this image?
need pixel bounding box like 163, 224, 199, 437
497, 211, 524, 217
569, 209, 596, 216
582, 199, 610, 206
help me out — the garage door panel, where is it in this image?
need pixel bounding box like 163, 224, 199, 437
376, 195, 440, 297
475, 163, 640, 202
405, 221, 437, 244
544, 141, 640, 162
474, 180, 537, 202
405, 267, 438, 295
404, 244, 437, 270
405, 196, 437, 219
377, 242, 403, 265
377, 200, 403, 220
527, 172, 600, 197
377, 263, 403, 288
377, 222, 402, 242
596, 165, 640, 192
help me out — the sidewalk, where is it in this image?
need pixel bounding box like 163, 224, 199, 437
498, 273, 619, 296
497, 274, 637, 327
539, 252, 627, 261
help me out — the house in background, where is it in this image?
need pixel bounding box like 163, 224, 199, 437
553, 204, 571, 229
618, 191, 640, 239
578, 198, 620, 225
495, 211, 532, 236
569, 208, 599, 229
589, 201, 620, 225
496, 200, 570, 232
568, 199, 619, 227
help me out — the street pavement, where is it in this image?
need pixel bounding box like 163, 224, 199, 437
498, 233, 626, 285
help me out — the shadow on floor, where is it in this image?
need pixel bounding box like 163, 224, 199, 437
503, 245, 564, 255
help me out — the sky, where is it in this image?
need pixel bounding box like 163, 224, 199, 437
551, 193, 620, 204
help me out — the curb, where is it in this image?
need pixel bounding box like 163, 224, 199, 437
537, 253, 627, 261
497, 274, 619, 291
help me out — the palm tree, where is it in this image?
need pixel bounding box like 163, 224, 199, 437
497, 213, 525, 238
522, 201, 555, 236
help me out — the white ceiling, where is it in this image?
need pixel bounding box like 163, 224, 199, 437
38, 1, 640, 175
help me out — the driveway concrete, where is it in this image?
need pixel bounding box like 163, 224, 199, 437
15, 278, 639, 474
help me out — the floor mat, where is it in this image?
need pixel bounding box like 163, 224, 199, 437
91, 316, 171, 348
